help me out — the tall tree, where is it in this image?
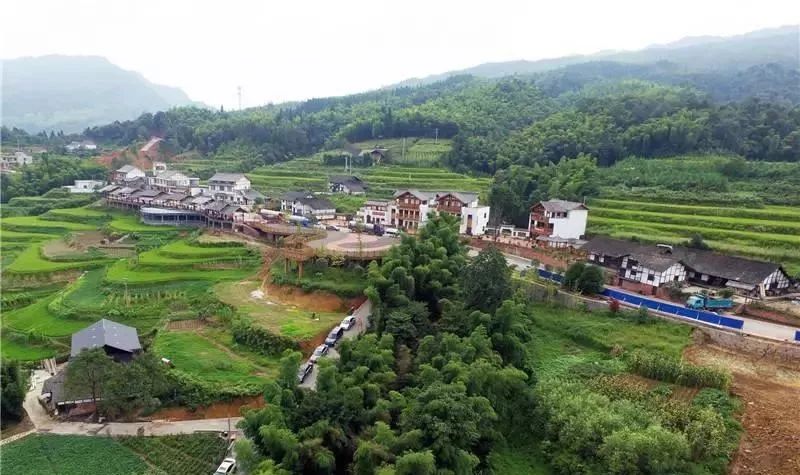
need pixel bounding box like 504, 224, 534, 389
462, 246, 511, 313
65, 348, 115, 419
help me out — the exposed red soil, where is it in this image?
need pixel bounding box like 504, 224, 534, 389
148, 396, 265, 421
261, 281, 364, 313
684, 344, 800, 475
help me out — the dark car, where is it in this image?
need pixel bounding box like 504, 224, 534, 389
324, 326, 345, 347
297, 362, 313, 383
310, 344, 328, 363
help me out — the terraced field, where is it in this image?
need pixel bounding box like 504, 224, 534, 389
245, 155, 491, 201
587, 198, 800, 275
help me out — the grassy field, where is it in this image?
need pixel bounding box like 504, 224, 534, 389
153, 330, 276, 385
587, 198, 800, 275
215, 280, 343, 339
0, 334, 60, 360
350, 137, 453, 167
1, 215, 96, 233
4, 242, 114, 274
0, 434, 148, 475
1, 433, 227, 475
106, 259, 255, 284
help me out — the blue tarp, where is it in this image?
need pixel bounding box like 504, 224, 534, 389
537, 269, 563, 283
795, 330, 800, 342
600, 288, 744, 330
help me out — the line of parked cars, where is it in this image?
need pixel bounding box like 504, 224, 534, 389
297, 313, 359, 383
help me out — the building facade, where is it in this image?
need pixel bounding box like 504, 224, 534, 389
529, 200, 588, 240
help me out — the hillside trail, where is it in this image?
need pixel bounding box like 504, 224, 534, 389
684, 343, 800, 475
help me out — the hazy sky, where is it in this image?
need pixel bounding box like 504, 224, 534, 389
2, 0, 797, 108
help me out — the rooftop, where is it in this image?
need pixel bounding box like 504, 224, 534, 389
71, 319, 141, 357
209, 172, 248, 183
538, 199, 587, 213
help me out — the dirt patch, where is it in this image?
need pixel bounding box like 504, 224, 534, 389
166, 319, 206, 331
148, 396, 265, 421
1, 412, 34, 440
684, 343, 800, 475
43, 231, 135, 259
260, 281, 353, 313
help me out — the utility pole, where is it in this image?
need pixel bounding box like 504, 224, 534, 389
237, 86, 242, 111
434, 128, 438, 144
401, 137, 406, 161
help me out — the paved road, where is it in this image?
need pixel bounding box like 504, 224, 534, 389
6, 369, 242, 444
299, 299, 372, 390
608, 287, 799, 341
468, 248, 533, 271
488, 251, 799, 342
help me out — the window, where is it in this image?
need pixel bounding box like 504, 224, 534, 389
647, 274, 654, 282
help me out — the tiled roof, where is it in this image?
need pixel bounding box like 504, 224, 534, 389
71, 319, 141, 357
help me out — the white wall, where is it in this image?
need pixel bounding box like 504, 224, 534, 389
551, 209, 587, 239
460, 206, 490, 235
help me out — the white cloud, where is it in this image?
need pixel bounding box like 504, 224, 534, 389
2, 0, 796, 108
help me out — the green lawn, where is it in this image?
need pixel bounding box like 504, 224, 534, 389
153, 331, 274, 385
0, 335, 59, 360
1, 216, 95, 233
489, 442, 553, 475
0, 229, 55, 242
1, 295, 91, 336
214, 280, 343, 339
106, 259, 255, 284
137, 240, 255, 267
4, 242, 113, 275
107, 214, 179, 233
270, 261, 367, 298
1, 434, 148, 475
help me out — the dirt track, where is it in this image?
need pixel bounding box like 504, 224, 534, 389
684, 344, 800, 475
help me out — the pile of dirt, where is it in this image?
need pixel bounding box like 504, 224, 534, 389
148, 396, 265, 422
260, 282, 359, 313
684, 343, 800, 475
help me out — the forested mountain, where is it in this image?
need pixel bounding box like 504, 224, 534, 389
392, 25, 799, 88
1, 55, 199, 133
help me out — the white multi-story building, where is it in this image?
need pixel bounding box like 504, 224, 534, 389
64, 179, 105, 193
356, 189, 490, 235
208, 173, 251, 194
291, 195, 336, 220
112, 165, 146, 184
357, 200, 391, 225
529, 199, 588, 240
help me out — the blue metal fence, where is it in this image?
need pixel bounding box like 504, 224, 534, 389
537, 268, 563, 283
795, 330, 800, 342
601, 288, 745, 330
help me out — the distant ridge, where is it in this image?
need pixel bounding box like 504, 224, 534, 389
387, 25, 799, 89
2, 55, 203, 133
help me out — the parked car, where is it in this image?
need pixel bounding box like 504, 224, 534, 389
297, 362, 314, 383
341, 315, 356, 330
310, 344, 328, 363
214, 458, 237, 474
324, 326, 345, 346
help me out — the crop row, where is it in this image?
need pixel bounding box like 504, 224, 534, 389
589, 198, 800, 221
590, 207, 800, 235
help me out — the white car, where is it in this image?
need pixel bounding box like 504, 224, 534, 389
214, 457, 237, 474
341, 315, 356, 330
310, 344, 328, 363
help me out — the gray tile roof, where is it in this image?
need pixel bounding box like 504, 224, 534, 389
209, 173, 248, 183
71, 319, 141, 357
539, 199, 587, 213
584, 236, 786, 283
282, 191, 312, 201
296, 196, 335, 210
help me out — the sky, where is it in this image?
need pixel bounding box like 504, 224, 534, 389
2, 0, 797, 109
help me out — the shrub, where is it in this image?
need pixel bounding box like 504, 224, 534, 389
608, 298, 620, 314
231, 319, 299, 356
636, 305, 650, 324
627, 351, 731, 390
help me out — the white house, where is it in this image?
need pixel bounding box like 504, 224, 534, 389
150, 170, 197, 192
208, 173, 251, 194
64, 179, 105, 193
112, 165, 146, 184
459, 205, 490, 236
357, 200, 391, 226
529, 199, 588, 240
291, 195, 336, 220
65, 140, 97, 152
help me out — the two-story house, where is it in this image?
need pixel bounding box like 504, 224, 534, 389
291, 195, 336, 220
207, 173, 261, 205
529, 200, 588, 240
357, 199, 391, 225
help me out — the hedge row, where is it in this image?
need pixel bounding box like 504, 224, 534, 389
231, 318, 299, 356
627, 351, 731, 390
